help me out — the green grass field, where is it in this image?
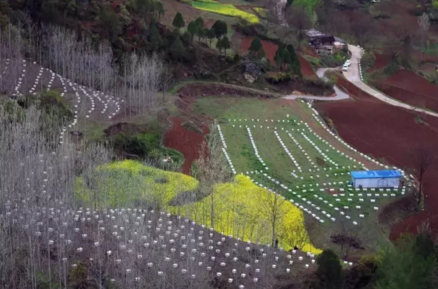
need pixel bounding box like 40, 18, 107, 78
195, 96, 407, 227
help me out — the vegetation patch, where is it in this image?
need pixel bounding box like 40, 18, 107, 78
181, 120, 203, 133
170, 174, 322, 253
75, 160, 199, 209
190, 0, 259, 24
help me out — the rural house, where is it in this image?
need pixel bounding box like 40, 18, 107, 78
350, 170, 403, 189
305, 29, 336, 54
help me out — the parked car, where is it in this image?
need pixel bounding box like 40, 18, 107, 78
342, 64, 349, 71
345, 60, 351, 66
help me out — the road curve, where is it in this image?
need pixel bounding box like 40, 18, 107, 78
344, 44, 438, 118
283, 68, 350, 101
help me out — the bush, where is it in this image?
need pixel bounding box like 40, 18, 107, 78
39, 90, 74, 123
361, 51, 376, 71
315, 250, 343, 289
384, 57, 399, 75
265, 72, 291, 84
181, 120, 203, 133
112, 132, 161, 158
320, 50, 349, 68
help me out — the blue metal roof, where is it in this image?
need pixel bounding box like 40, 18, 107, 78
350, 170, 402, 179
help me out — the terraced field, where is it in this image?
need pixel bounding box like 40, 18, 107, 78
196, 97, 411, 227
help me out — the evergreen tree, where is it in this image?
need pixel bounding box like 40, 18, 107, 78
216, 38, 223, 54
195, 17, 205, 42
149, 22, 162, 50
206, 28, 215, 46
315, 250, 343, 289
233, 53, 240, 62
374, 235, 437, 289
172, 12, 185, 32
274, 43, 285, 69
249, 37, 262, 53
187, 21, 197, 42
211, 20, 227, 39
286, 44, 301, 76
169, 36, 186, 60
221, 36, 230, 55
256, 47, 266, 59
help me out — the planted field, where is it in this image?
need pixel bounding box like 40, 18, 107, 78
195, 97, 410, 228
191, 0, 259, 23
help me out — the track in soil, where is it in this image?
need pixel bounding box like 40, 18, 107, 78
315, 76, 438, 241
375, 69, 438, 113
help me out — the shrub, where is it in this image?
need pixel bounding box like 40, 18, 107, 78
315, 249, 343, 289
112, 132, 161, 158
181, 120, 203, 133
384, 57, 399, 75
169, 174, 322, 253
265, 72, 291, 84
39, 90, 74, 123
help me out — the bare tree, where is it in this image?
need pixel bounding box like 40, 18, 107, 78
285, 6, 312, 49
260, 191, 288, 247
411, 146, 436, 206
193, 121, 232, 229
254, 0, 285, 34
418, 12, 430, 63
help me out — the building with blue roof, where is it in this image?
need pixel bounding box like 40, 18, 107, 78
350, 170, 402, 189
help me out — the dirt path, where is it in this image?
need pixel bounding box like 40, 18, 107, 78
283, 68, 350, 101
279, 99, 381, 171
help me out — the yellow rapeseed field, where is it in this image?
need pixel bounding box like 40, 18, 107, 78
191, 0, 259, 24
76, 161, 320, 253
170, 174, 321, 254
75, 160, 199, 209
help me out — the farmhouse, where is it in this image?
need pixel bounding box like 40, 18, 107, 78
305, 29, 335, 54
350, 170, 403, 189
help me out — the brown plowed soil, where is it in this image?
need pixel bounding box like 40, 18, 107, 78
368, 52, 392, 72
298, 55, 317, 78
373, 69, 438, 112
164, 117, 209, 175
315, 75, 438, 241
239, 37, 278, 64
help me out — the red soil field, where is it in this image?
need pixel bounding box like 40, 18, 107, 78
367, 52, 391, 72
315, 76, 438, 241
239, 39, 316, 78
298, 55, 317, 78
239, 37, 278, 64
164, 117, 209, 175
302, 45, 320, 58
204, 19, 215, 29
374, 69, 438, 112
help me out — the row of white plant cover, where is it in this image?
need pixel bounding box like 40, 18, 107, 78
229, 120, 365, 173
4, 201, 322, 288
226, 110, 411, 181
252, 172, 379, 225
218, 120, 408, 225
2, 58, 123, 144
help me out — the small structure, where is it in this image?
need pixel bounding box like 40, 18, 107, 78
305, 29, 335, 55
350, 170, 402, 189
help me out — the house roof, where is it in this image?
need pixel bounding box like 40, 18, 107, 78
350, 170, 403, 179
305, 29, 327, 37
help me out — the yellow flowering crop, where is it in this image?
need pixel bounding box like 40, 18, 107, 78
170, 174, 321, 254
75, 160, 199, 209
191, 0, 260, 24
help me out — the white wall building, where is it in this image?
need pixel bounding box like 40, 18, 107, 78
350, 170, 402, 189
